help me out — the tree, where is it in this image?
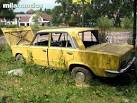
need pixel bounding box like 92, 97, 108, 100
52, 0, 134, 27
0, 0, 20, 20
45, 8, 52, 15
72, 0, 92, 26
54, 0, 83, 26
52, 6, 63, 25
91, 0, 134, 27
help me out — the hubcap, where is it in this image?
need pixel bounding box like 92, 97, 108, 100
75, 72, 85, 83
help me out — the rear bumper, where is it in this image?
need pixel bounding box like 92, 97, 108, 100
105, 56, 136, 76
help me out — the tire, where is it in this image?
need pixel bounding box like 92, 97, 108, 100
71, 67, 93, 84
15, 54, 25, 63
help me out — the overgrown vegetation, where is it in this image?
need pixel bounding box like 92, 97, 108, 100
0, 44, 137, 103
97, 16, 113, 32
121, 17, 133, 29
97, 16, 113, 43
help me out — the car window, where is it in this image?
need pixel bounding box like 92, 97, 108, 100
79, 31, 98, 48
33, 33, 49, 46
50, 32, 73, 48
79, 31, 97, 42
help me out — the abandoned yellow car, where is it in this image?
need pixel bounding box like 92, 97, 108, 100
2, 27, 136, 83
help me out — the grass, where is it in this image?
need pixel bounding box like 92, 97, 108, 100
0, 46, 137, 103
108, 27, 132, 32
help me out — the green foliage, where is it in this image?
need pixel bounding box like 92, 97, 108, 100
52, 6, 64, 25
68, 15, 79, 26
53, 0, 133, 26
31, 14, 41, 30
97, 16, 113, 31
97, 16, 113, 43
121, 17, 133, 29
0, 0, 20, 19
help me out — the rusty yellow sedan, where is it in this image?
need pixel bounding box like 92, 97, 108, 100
2, 27, 136, 83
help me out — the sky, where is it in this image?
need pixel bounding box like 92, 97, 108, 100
15, 0, 58, 12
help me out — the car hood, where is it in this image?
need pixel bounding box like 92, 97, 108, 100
87, 43, 133, 56
1, 27, 34, 46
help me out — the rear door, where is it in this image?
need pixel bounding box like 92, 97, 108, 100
48, 32, 75, 69
1, 27, 34, 46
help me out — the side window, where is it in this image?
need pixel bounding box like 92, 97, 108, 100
50, 32, 73, 48
33, 33, 49, 46
78, 31, 98, 48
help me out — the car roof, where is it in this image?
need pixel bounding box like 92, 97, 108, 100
37, 27, 98, 35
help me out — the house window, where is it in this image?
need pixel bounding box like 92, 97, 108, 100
20, 23, 25, 26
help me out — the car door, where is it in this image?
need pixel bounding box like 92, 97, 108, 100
48, 32, 76, 69
28, 33, 49, 66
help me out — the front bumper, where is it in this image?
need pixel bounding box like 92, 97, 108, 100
105, 56, 136, 75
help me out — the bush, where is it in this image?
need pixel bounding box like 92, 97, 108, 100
68, 15, 79, 26
97, 16, 113, 32
121, 17, 133, 29
97, 16, 113, 43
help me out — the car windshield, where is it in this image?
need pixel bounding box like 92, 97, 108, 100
78, 30, 99, 48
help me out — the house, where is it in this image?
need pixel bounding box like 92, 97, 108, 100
0, 9, 52, 26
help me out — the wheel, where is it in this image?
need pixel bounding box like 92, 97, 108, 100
15, 54, 25, 63
71, 67, 93, 85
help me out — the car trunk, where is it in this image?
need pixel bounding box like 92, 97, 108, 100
87, 43, 134, 70
87, 43, 133, 57
1, 27, 34, 46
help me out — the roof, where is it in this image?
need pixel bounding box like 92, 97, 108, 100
16, 14, 32, 22
37, 27, 98, 36
20, 16, 31, 22
41, 13, 52, 21
26, 9, 35, 14
16, 13, 52, 22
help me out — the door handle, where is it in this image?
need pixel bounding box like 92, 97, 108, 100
43, 50, 47, 52
67, 51, 73, 55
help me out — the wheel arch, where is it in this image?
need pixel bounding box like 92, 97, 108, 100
69, 64, 95, 76
15, 53, 22, 57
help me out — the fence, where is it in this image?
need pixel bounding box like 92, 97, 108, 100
106, 32, 131, 44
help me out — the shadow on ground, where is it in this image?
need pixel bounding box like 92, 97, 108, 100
95, 71, 137, 86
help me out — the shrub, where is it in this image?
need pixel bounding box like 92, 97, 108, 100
68, 15, 79, 26
97, 16, 113, 43
121, 17, 133, 29
97, 16, 113, 32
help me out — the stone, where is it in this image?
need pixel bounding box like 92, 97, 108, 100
7, 68, 24, 77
